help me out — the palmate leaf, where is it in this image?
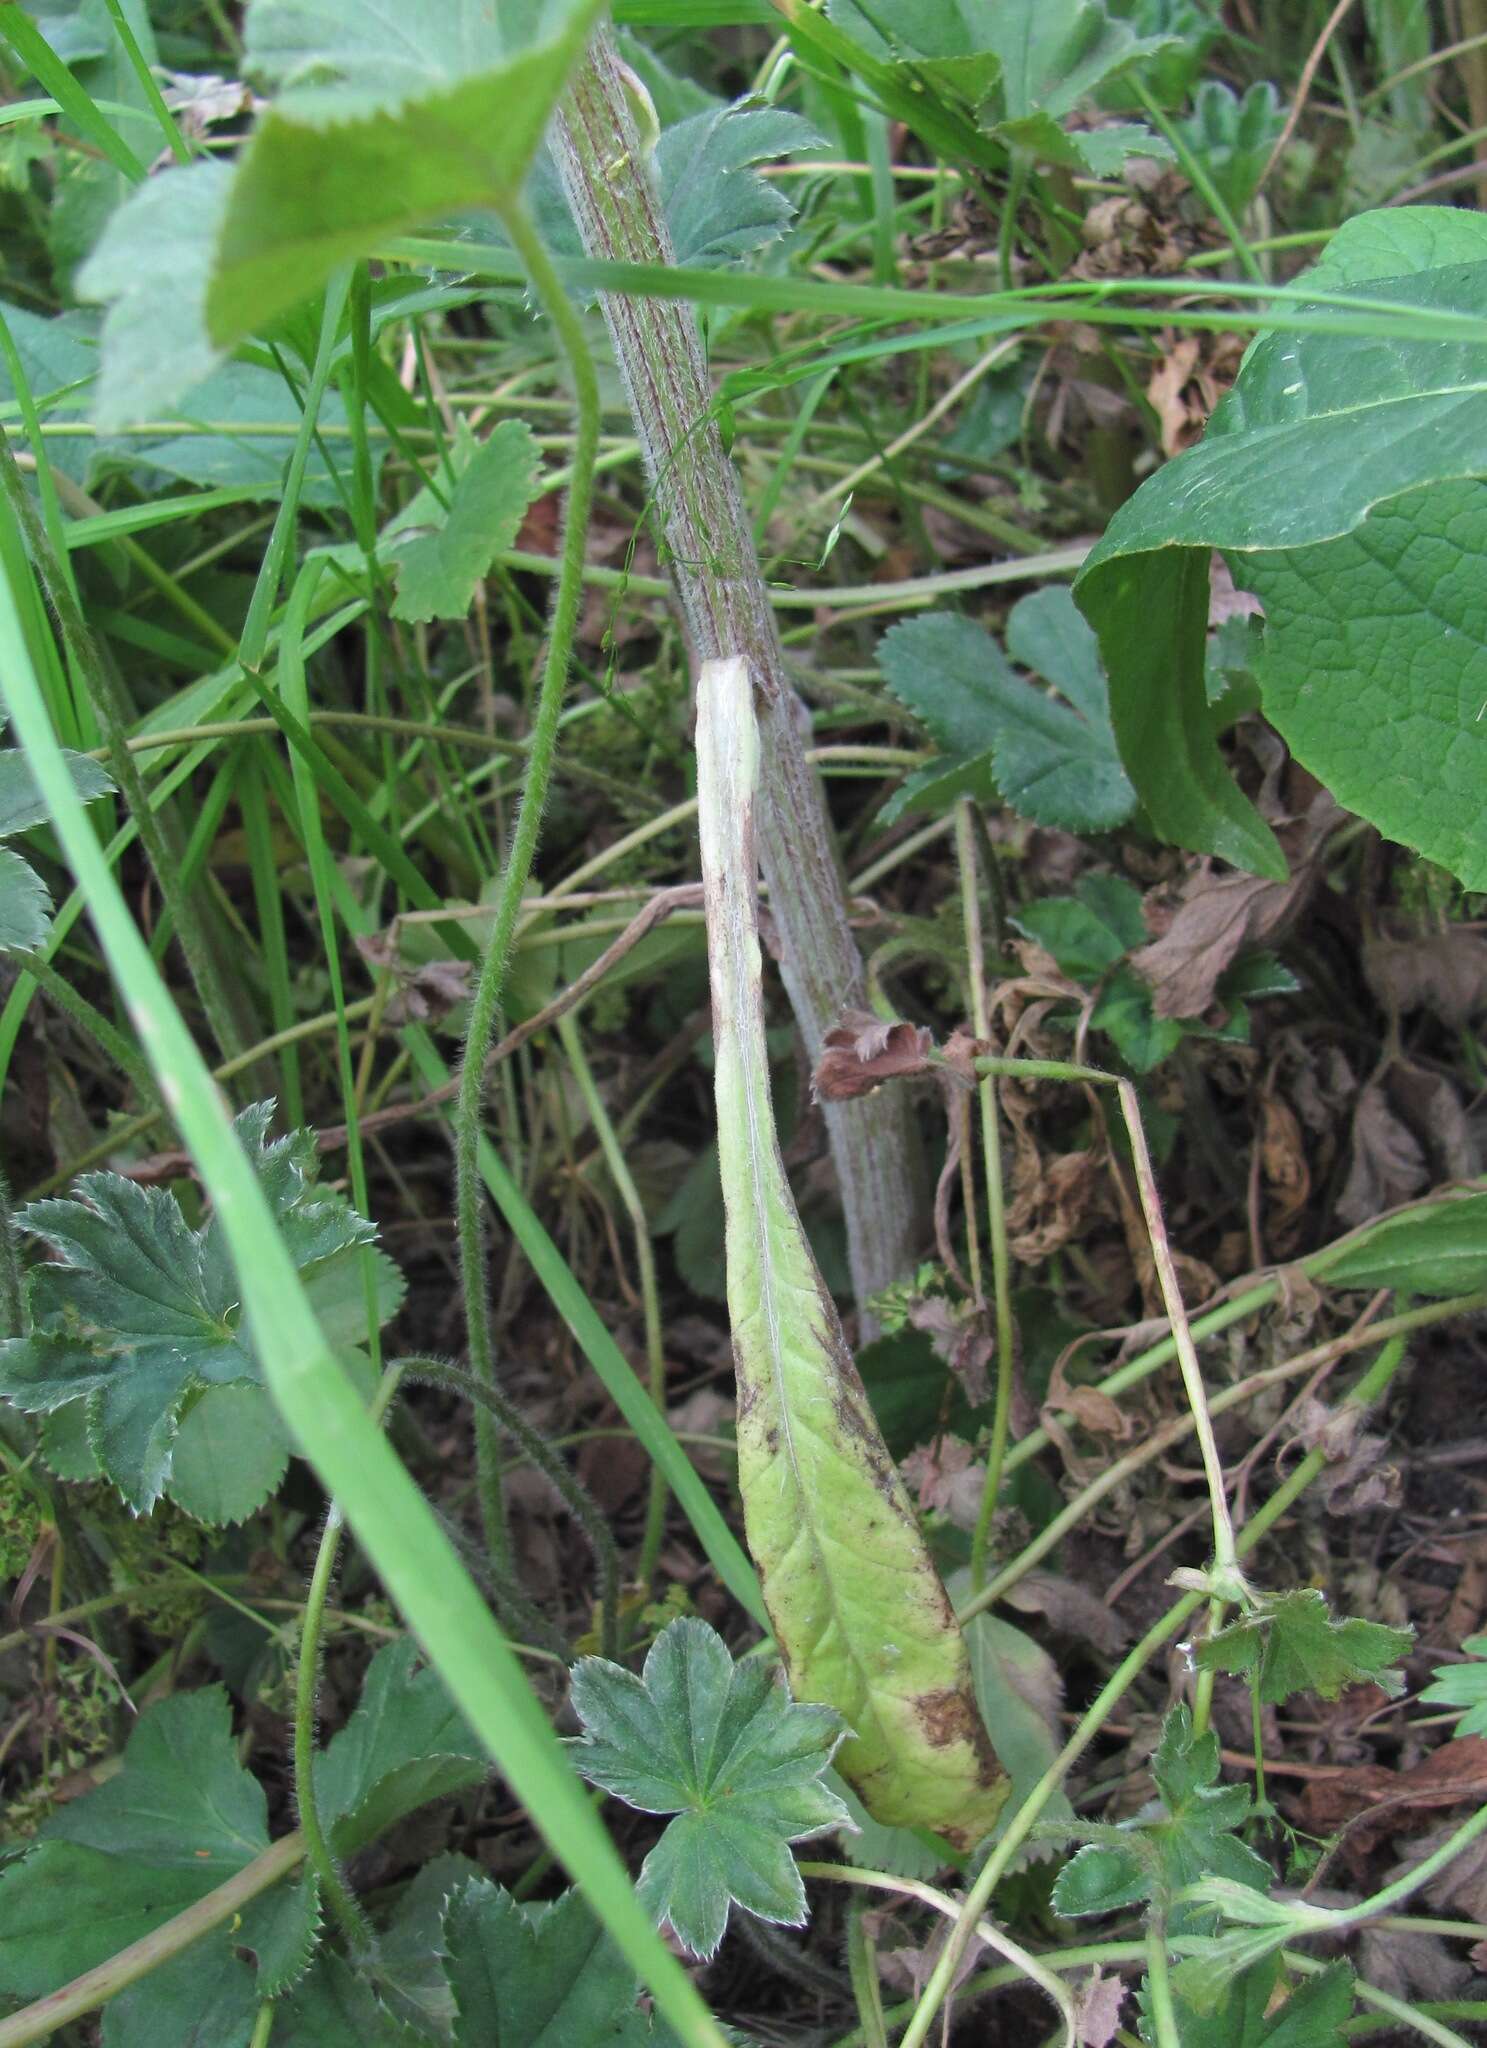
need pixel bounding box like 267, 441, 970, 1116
0, 1689, 318, 2005
1052, 1706, 1271, 1929
0, 1101, 388, 1514
1075, 206, 1487, 887
445, 1879, 660, 2046
569, 1619, 847, 1959
1195, 1589, 1414, 1706
877, 589, 1134, 830
696, 658, 1008, 1856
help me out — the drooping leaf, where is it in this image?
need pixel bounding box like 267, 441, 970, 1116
0, 1102, 385, 1513
1195, 1589, 1414, 1706
876, 603, 1134, 832
1420, 1633, 1487, 1737
569, 1617, 848, 1958
444, 1878, 651, 2046
206, 0, 605, 344
391, 421, 543, 624
314, 1638, 487, 1856
0, 1689, 315, 2002
1052, 1705, 1271, 1926
696, 656, 1008, 1854
1075, 207, 1487, 886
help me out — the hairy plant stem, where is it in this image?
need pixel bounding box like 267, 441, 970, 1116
455, 198, 600, 1569
552, 25, 926, 1327
401, 1354, 620, 1660
0, 1166, 21, 1338
898, 1327, 1416, 2048
955, 801, 1015, 1591
0, 425, 247, 1067
17, 949, 162, 1111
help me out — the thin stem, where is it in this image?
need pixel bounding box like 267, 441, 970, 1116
0, 1165, 25, 1339
1143, 1918, 1181, 2048
957, 800, 1016, 1591
455, 196, 600, 1570
400, 1355, 620, 1662
19, 949, 161, 1110
292, 1501, 372, 1953
557, 1011, 669, 1600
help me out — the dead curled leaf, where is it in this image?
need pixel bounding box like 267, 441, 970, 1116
1288, 1397, 1400, 1516
354, 932, 472, 1025
906, 1294, 995, 1408
1003, 1569, 1130, 1657
1074, 1966, 1127, 2048
1337, 1082, 1429, 1227
901, 1435, 985, 1528
1133, 792, 1340, 1019
813, 1010, 935, 1100
1297, 1736, 1487, 1859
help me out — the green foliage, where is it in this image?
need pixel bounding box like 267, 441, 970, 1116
825, 0, 1180, 171
1195, 1589, 1414, 1705
0, 1102, 400, 1515
1176, 80, 1286, 217
0, 1687, 318, 2002
315, 1637, 487, 1854
1076, 207, 1487, 886
1420, 1633, 1487, 1737
1052, 1705, 1270, 1926
569, 1617, 847, 1958
390, 421, 542, 624
876, 587, 1134, 830
1319, 1191, 1487, 1297
0, 745, 112, 951
443, 1877, 682, 2045
1153, 1958, 1356, 2048
1008, 872, 1295, 1072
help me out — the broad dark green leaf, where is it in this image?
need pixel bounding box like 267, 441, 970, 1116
0, 846, 52, 953
0, 1689, 313, 2002
569, 1617, 847, 1958
1319, 1191, 1487, 1296
0, 745, 111, 836
315, 1637, 487, 1855
1195, 1589, 1413, 1705
1075, 207, 1487, 885
445, 1879, 643, 2047
1012, 874, 1145, 981
0, 1103, 381, 1513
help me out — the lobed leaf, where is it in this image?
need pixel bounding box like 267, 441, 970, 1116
1195, 1588, 1414, 1705
569, 1617, 847, 1958
314, 1638, 488, 1856
1420, 1633, 1487, 1738
390, 420, 542, 624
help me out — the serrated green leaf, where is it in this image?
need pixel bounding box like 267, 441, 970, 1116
1152, 1957, 1354, 2048
1318, 1192, 1487, 1297
274, 1951, 424, 2047
877, 610, 1134, 831
0, 845, 52, 952
38, 1397, 100, 1479
1076, 209, 1487, 887
166, 1383, 291, 1526
1420, 1634, 1487, 1738
445, 1877, 646, 2046
697, 659, 1008, 1854
569, 1618, 847, 1958
1195, 1589, 1414, 1706
1176, 80, 1285, 218
1090, 965, 1185, 1072
0, 1103, 383, 1513
205, 0, 605, 345
315, 1637, 487, 1855
391, 421, 542, 624
0, 1689, 294, 2001
654, 101, 824, 269
1051, 1705, 1271, 1927
0, 747, 112, 837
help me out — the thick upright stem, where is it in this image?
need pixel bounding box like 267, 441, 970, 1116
551, 28, 925, 1324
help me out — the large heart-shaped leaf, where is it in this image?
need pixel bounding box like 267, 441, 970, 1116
1075, 207, 1487, 885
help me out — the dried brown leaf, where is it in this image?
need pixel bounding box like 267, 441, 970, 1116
1074, 1967, 1127, 2048
1004, 1570, 1130, 1657
1337, 1083, 1430, 1227
1364, 933, 1487, 1029
813, 1010, 935, 1101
